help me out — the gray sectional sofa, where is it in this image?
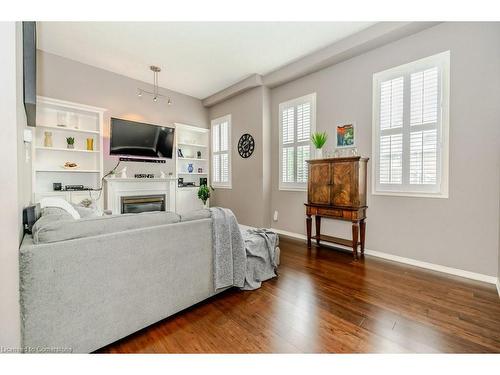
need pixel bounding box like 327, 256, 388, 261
19, 209, 223, 353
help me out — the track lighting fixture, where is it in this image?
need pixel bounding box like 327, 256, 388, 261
136, 66, 173, 105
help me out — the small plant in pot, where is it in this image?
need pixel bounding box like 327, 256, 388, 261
311, 131, 328, 158
66, 137, 75, 149
198, 185, 214, 208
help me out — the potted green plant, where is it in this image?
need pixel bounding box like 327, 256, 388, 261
311, 131, 328, 158
198, 185, 214, 208
66, 137, 75, 149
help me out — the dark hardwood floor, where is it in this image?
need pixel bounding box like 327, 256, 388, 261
98, 237, 500, 353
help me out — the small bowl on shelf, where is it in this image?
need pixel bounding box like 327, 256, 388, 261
62, 162, 79, 170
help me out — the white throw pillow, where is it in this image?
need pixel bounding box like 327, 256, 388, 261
39, 198, 81, 220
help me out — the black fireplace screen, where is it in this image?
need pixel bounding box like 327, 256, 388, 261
121, 195, 166, 214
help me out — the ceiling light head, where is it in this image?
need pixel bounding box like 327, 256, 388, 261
167, 98, 172, 105
137, 89, 142, 97
153, 97, 158, 102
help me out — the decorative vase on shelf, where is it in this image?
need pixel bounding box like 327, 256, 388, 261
86, 138, 94, 151
188, 163, 194, 173
69, 113, 80, 129
315, 148, 323, 159
66, 137, 75, 149
57, 112, 67, 127
44, 132, 53, 147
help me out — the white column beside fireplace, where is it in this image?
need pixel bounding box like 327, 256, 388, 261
105, 177, 177, 215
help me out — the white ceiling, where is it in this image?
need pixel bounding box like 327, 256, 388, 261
37, 22, 374, 99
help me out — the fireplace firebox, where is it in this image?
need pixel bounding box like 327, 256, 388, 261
121, 195, 166, 214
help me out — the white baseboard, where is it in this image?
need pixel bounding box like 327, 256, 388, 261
497, 279, 500, 298
271, 227, 497, 285
272, 228, 307, 241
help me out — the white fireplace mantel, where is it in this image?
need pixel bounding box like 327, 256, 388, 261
105, 177, 177, 214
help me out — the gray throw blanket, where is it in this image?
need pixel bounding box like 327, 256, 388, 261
241, 228, 280, 291
210, 207, 246, 290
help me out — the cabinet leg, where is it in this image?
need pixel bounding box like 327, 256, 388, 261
352, 221, 359, 261
360, 219, 366, 255
306, 214, 312, 248
315, 216, 321, 245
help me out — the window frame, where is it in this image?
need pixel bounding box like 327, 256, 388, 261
372, 51, 450, 198
278, 93, 317, 191
211, 114, 232, 189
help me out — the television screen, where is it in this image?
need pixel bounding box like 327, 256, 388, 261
110, 118, 175, 159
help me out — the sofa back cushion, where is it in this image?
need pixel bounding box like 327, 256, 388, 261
180, 208, 211, 222
32, 211, 181, 244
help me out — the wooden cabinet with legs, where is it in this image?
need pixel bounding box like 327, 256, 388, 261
305, 156, 368, 260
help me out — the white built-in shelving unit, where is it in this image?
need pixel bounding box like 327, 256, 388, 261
174, 123, 210, 214
33, 96, 106, 206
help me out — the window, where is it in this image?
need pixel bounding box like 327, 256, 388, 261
279, 93, 316, 190
372, 51, 450, 198
211, 115, 231, 188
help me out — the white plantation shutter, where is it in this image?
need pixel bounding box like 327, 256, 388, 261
379, 134, 403, 184
211, 115, 231, 188
373, 51, 450, 197
279, 93, 316, 190
380, 76, 404, 130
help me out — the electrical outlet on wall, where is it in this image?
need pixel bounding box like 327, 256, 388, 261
273, 210, 278, 222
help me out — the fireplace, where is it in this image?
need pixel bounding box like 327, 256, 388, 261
121, 195, 166, 214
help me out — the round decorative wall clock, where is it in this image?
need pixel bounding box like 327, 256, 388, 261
237, 133, 255, 158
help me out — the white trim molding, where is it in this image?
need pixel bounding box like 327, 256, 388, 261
371, 51, 450, 199
497, 278, 500, 298
363, 249, 497, 284
271, 227, 497, 285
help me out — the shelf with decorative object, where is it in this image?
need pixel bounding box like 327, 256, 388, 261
33, 96, 106, 207
37, 125, 100, 135
36, 146, 100, 153
177, 142, 208, 148
178, 157, 208, 161
35, 168, 101, 173
174, 123, 210, 215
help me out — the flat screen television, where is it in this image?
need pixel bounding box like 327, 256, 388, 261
110, 118, 175, 159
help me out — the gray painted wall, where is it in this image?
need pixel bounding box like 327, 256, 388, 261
208, 86, 271, 227
270, 22, 500, 276
37, 51, 209, 177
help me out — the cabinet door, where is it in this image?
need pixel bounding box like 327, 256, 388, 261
176, 188, 204, 215
332, 161, 358, 207
308, 162, 331, 205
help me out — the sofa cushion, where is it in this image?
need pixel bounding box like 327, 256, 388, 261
39, 197, 81, 219
41, 206, 74, 219
71, 203, 101, 219
180, 208, 211, 222
33, 211, 181, 244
